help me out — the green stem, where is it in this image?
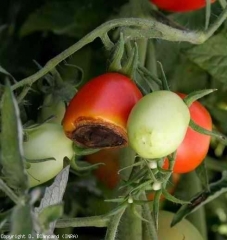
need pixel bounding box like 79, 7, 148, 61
141, 192, 158, 240
55, 215, 109, 228
105, 206, 127, 240
0, 179, 19, 204
12, 7, 227, 91
205, 0, 211, 30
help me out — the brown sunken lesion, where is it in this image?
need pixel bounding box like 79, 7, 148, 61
67, 117, 128, 148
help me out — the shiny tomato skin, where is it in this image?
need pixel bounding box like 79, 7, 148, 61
164, 93, 212, 173
127, 91, 190, 159
150, 0, 216, 12
23, 123, 74, 187
62, 73, 142, 148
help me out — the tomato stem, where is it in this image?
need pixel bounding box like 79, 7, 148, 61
0, 179, 19, 205
205, 0, 212, 30
141, 192, 158, 240
105, 206, 127, 240
11, 6, 227, 91
55, 215, 109, 228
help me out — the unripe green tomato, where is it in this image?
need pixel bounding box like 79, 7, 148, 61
158, 211, 203, 240
23, 123, 74, 187
39, 94, 66, 124
127, 91, 190, 158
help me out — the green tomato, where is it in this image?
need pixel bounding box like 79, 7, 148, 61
127, 91, 190, 158
23, 123, 74, 187
158, 211, 204, 240
38, 94, 66, 124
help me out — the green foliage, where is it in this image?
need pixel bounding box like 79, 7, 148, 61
186, 33, 227, 84
0, 82, 28, 192
1, 0, 227, 239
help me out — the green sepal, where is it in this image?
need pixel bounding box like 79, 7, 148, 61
183, 89, 217, 107
73, 143, 100, 156
189, 119, 227, 145
108, 32, 125, 72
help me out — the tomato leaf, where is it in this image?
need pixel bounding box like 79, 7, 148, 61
19, 0, 114, 38
195, 161, 210, 192
35, 165, 70, 233
0, 81, 28, 192
38, 203, 63, 232
185, 33, 227, 83
0, 65, 16, 82
0, 208, 13, 231
10, 204, 33, 236
171, 171, 227, 226
162, 188, 190, 204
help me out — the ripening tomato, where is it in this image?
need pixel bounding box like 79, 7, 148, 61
158, 211, 203, 240
85, 149, 120, 189
127, 91, 190, 159
62, 73, 142, 148
163, 93, 212, 173
150, 0, 216, 12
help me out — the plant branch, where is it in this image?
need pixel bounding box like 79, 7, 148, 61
105, 206, 127, 240
0, 179, 19, 204
11, 7, 227, 91
55, 215, 109, 228
141, 192, 158, 240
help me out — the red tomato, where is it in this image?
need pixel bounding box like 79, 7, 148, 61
62, 73, 142, 148
150, 0, 216, 12
85, 149, 120, 189
163, 93, 212, 173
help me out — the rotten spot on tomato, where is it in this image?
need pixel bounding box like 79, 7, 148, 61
66, 117, 127, 148
62, 73, 142, 148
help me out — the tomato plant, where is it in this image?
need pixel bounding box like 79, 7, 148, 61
150, 0, 216, 12
85, 149, 120, 189
23, 123, 74, 187
163, 93, 212, 173
158, 211, 203, 240
127, 91, 190, 158
147, 173, 181, 200
2, 0, 227, 239
62, 72, 142, 148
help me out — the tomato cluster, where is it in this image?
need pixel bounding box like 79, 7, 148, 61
63, 73, 212, 175
150, 0, 216, 12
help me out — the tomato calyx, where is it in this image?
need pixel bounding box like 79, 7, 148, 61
65, 117, 128, 148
